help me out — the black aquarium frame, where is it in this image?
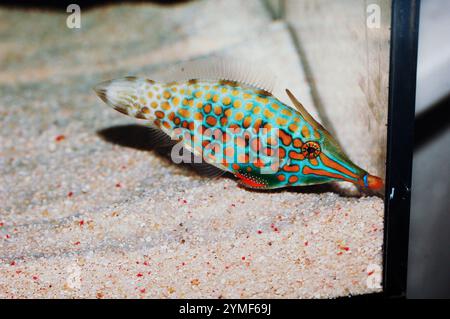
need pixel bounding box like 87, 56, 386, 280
382, 0, 420, 298
332, 0, 419, 300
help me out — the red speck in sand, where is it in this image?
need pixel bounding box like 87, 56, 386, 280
73, 241, 80, 245
257, 230, 262, 234
79, 220, 84, 226
304, 241, 308, 246
339, 246, 350, 251
337, 252, 343, 256
137, 273, 143, 277
32, 276, 38, 280
143, 261, 149, 266
16, 270, 22, 274
10, 261, 15, 266
367, 270, 375, 276
241, 256, 246, 261
270, 224, 279, 232
5, 234, 11, 239
0, 222, 4, 227
55, 135, 65, 142
115, 183, 121, 188
140, 288, 146, 293
67, 192, 73, 197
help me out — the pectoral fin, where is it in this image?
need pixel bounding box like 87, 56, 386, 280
190, 161, 226, 178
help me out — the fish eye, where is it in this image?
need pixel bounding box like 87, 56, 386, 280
302, 141, 321, 159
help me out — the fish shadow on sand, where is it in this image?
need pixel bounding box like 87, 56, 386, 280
98, 124, 169, 152
97, 124, 234, 180
97, 124, 369, 198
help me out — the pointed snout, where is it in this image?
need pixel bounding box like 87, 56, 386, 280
318, 149, 384, 192
365, 174, 384, 191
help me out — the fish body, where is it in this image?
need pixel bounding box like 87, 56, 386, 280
95, 76, 383, 191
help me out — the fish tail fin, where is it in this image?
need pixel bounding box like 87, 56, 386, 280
94, 77, 159, 120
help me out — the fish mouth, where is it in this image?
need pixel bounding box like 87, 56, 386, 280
362, 174, 384, 191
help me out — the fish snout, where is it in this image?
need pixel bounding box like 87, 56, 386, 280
363, 174, 384, 191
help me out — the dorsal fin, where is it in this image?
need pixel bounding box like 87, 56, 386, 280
156, 57, 277, 93
285, 89, 325, 130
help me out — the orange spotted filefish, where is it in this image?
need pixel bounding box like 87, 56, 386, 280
94, 75, 383, 191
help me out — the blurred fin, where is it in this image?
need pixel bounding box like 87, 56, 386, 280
147, 126, 179, 148
190, 161, 226, 178
157, 57, 277, 93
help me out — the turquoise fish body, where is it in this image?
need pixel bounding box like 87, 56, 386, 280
95, 77, 383, 191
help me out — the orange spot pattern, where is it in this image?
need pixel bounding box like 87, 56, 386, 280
138, 79, 337, 189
